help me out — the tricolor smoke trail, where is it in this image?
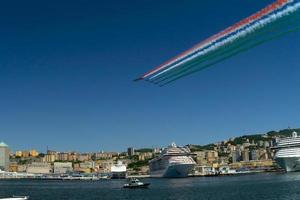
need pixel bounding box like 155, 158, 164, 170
135, 0, 300, 86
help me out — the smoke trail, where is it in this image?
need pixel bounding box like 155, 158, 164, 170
139, 0, 291, 80
151, 12, 300, 84
159, 25, 300, 86
152, 15, 299, 83
149, 2, 300, 81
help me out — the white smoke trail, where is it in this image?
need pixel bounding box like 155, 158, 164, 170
143, 0, 291, 79
149, 2, 300, 80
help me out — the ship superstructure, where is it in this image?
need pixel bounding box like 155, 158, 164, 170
274, 131, 300, 172
110, 160, 127, 179
149, 143, 196, 178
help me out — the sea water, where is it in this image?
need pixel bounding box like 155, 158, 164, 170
1, 172, 300, 200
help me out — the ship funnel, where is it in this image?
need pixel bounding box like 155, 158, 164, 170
292, 131, 298, 138
171, 142, 177, 147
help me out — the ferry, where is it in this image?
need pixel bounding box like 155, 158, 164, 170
110, 160, 127, 179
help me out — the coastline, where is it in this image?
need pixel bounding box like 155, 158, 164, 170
0, 169, 285, 181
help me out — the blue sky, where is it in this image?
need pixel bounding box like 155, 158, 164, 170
0, 0, 300, 152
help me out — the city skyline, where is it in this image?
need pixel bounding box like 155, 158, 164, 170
2, 127, 298, 153
1, 0, 300, 152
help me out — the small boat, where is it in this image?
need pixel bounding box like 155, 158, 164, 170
0, 196, 29, 200
123, 178, 150, 189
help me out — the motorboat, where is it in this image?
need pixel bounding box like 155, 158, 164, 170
0, 196, 29, 200
123, 178, 150, 189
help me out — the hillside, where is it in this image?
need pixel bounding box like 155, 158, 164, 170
189, 128, 300, 151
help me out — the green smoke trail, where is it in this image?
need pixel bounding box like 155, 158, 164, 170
152, 13, 300, 84
150, 12, 300, 85
159, 25, 300, 86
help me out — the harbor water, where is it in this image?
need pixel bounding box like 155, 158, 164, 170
1, 172, 300, 200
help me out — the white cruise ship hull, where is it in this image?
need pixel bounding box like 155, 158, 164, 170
150, 163, 195, 178
275, 146, 300, 172
275, 157, 300, 172
274, 132, 300, 172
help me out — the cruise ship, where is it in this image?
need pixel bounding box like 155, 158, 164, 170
149, 143, 196, 178
274, 131, 300, 172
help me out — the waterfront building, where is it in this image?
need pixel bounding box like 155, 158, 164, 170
43, 154, 56, 163
78, 153, 91, 162
73, 163, 80, 171
127, 147, 135, 157
205, 150, 218, 163
137, 152, 153, 161
194, 151, 205, 164
138, 154, 145, 161
231, 150, 241, 163
0, 142, 10, 171
218, 156, 229, 165
27, 162, 52, 174
250, 150, 259, 161
29, 150, 39, 157
21, 151, 30, 158
9, 162, 18, 172
118, 152, 128, 158
229, 159, 275, 170
94, 152, 118, 160
264, 141, 270, 148
194, 151, 206, 165
242, 142, 251, 148
51, 152, 77, 162
17, 164, 27, 172
73, 161, 96, 173
258, 149, 269, 160
95, 152, 108, 160
54, 162, 73, 174
15, 150, 32, 158
80, 161, 95, 169
68, 152, 79, 161
228, 145, 236, 152
15, 151, 23, 157
14, 149, 39, 158
236, 144, 244, 151
153, 148, 161, 154
58, 152, 69, 161
47, 150, 58, 155
241, 149, 250, 162
78, 167, 92, 174
98, 159, 114, 173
